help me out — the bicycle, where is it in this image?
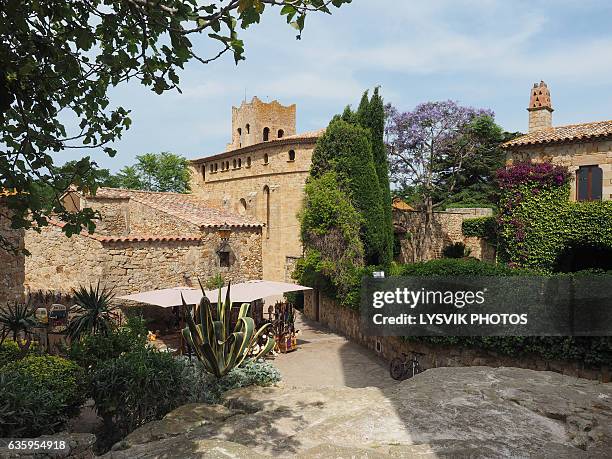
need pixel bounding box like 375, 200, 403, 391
389, 352, 425, 381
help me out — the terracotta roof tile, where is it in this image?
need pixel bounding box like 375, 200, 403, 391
47, 219, 202, 243
503, 120, 612, 148
91, 188, 262, 228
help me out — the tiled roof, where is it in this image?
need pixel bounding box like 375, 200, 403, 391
47, 219, 202, 243
392, 197, 415, 211
91, 188, 262, 228
191, 129, 324, 163
503, 120, 612, 148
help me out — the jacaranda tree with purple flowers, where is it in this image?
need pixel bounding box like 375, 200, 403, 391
385, 100, 500, 260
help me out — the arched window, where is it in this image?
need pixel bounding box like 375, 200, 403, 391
233, 159, 237, 169
263, 127, 270, 141
246, 123, 250, 134
202, 165, 206, 181
263, 185, 270, 238
288, 150, 295, 161
237, 127, 242, 146
214, 163, 218, 172
278, 129, 284, 138
238, 158, 242, 168
239, 198, 247, 215
246, 156, 251, 167
263, 153, 269, 165
226, 161, 230, 170
577, 165, 603, 201
209, 164, 214, 173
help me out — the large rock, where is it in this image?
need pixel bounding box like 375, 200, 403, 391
105, 367, 612, 458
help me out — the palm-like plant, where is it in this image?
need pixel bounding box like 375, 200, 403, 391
67, 282, 118, 341
182, 281, 275, 378
0, 301, 37, 350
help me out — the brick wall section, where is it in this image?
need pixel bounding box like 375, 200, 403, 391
303, 291, 609, 382
393, 208, 495, 263
507, 139, 612, 201
24, 224, 262, 296
0, 205, 25, 304
191, 139, 316, 281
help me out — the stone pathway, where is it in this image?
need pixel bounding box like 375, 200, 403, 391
271, 311, 398, 389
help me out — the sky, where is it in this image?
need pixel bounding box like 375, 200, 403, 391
61, 0, 612, 172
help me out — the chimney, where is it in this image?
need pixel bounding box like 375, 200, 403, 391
527, 81, 553, 132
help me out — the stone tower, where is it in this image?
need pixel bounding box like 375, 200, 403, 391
528, 81, 553, 133
227, 97, 296, 150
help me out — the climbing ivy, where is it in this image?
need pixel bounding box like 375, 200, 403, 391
497, 161, 612, 271
461, 216, 497, 242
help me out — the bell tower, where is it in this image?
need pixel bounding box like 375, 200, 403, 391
528, 81, 553, 133
227, 97, 296, 150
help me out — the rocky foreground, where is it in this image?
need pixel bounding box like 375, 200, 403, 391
103, 367, 612, 458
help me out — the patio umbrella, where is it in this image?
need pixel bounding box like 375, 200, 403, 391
118, 287, 200, 308
202, 280, 312, 304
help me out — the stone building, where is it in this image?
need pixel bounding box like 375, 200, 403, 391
21, 188, 263, 296
504, 81, 612, 202
189, 97, 323, 281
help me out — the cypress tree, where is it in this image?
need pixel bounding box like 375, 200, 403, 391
356, 87, 393, 266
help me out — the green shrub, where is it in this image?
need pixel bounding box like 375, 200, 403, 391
0, 372, 64, 437
404, 336, 612, 367
462, 216, 497, 241
0, 355, 86, 437
441, 242, 470, 259
0, 340, 27, 367
68, 315, 147, 369
90, 347, 190, 445
180, 358, 281, 405
394, 258, 530, 276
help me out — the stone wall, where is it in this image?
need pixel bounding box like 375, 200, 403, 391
303, 291, 610, 382
0, 205, 25, 304
191, 138, 317, 281
506, 139, 612, 201
80, 197, 130, 236
24, 224, 262, 296
394, 207, 495, 263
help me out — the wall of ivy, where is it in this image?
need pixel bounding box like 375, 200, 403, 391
496, 161, 612, 271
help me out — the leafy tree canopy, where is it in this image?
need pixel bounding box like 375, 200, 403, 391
0, 0, 351, 249
122, 152, 191, 193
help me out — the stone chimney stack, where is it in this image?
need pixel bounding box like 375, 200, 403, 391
528, 81, 553, 132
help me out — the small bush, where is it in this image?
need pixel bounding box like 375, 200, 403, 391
0, 372, 64, 437
0, 355, 86, 437
90, 347, 190, 445
180, 358, 281, 405
0, 340, 29, 367
68, 315, 147, 370
442, 242, 471, 259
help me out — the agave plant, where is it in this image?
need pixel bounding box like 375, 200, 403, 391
182, 281, 275, 378
0, 301, 37, 350
67, 282, 118, 341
